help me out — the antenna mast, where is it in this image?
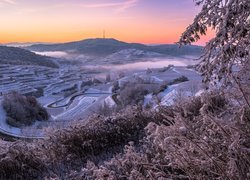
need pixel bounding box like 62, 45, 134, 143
103, 30, 106, 39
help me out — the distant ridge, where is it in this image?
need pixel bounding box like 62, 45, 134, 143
0, 46, 58, 68
2, 42, 52, 48
25, 38, 203, 57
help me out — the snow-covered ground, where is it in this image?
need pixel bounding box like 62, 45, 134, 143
160, 84, 180, 106
144, 93, 153, 106
85, 88, 111, 94
160, 80, 202, 106
103, 49, 164, 63
104, 96, 116, 107
0, 101, 45, 138
0, 59, 202, 138
55, 96, 98, 121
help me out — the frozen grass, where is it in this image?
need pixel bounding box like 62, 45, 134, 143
0, 106, 170, 179
67, 92, 250, 179
0, 91, 249, 179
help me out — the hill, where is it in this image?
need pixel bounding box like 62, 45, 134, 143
0, 46, 58, 68
25, 38, 203, 57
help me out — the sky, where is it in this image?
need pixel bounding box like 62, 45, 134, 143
0, 0, 214, 45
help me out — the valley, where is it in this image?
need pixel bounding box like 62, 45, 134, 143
0, 1, 248, 179
0, 58, 202, 138
0, 38, 203, 138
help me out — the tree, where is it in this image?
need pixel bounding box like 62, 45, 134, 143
106, 73, 111, 82
179, 0, 249, 85
2, 91, 49, 127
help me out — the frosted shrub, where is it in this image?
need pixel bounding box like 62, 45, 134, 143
119, 83, 149, 106
2, 91, 49, 127
179, 0, 249, 87
69, 92, 249, 179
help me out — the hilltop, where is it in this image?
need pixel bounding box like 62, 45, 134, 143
25, 38, 203, 57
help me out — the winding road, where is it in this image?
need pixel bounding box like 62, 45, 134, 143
0, 67, 201, 139
0, 88, 112, 139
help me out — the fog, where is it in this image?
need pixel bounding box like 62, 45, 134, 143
103, 58, 196, 71
84, 57, 198, 72
33, 50, 198, 71
33, 51, 68, 58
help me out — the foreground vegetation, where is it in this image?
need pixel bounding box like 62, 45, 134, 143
0, 91, 249, 179
0, 0, 248, 179
69, 92, 250, 179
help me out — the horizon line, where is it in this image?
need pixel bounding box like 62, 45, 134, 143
1, 37, 204, 46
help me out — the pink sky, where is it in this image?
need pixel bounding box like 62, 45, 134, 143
0, 0, 214, 45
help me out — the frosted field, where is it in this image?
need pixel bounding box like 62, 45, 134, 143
0, 58, 202, 138
55, 96, 98, 121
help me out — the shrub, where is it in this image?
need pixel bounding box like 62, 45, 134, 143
112, 80, 120, 93
157, 80, 168, 93
97, 101, 121, 116
169, 75, 189, 85
0, 106, 175, 179
0, 141, 48, 179
158, 65, 174, 72
119, 84, 149, 107
2, 91, 49, 127
66, 92, 250, 179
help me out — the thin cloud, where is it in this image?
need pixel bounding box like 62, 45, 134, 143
1, 0, 16, 4
80, 0, 139, 12
81, 2, 123, 8
117, 0, 138, 12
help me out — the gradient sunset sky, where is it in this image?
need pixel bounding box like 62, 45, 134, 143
0, 0, 213, 45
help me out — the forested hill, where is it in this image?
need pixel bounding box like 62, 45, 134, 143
0, 46, 58, 68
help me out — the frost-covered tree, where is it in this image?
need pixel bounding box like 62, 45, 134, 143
179, 0, 250, 85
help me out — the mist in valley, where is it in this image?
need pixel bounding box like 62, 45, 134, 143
0, 0, 249, 179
